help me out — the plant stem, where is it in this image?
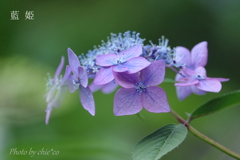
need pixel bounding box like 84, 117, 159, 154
169, 109, 240, 159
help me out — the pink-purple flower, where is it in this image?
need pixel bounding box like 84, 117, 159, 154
67, 48, 95, 115
113, 60, 170, 116
45, 56, 71, 124
175, 67, 229, 100
93, 45, 151, 85
174, 42, 229, 100
175, 41, 208, 69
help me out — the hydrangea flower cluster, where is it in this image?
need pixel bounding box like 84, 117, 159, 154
45, 31, 229, 124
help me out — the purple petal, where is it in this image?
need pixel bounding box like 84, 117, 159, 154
89, 83, 102, 92
68, 75, 76, 93
78, 66, 88, 87
182, 68, 195, 76
45, 109, 52, 125
191, 85, 206, 95
60, 65, 71, 86
142, 86, 170, 113
175, 72, 184, 81
96, 53, 117, 66
206, 77, 229, 82
46, 85, 57, 102
196, 79, 222, 92
80, 85, 95, 116
191, 41, 208, 67
54, 56, 64, 79
53, 87, 67, 108
45, 86, 67, 124
112, 64, 128, 72
194, 66, 206, 77
118, 44, 142, 60
46, 94, 56, 108
175, 47, 191, 67
47, 86, 66, 108
176, 86, 193, 100
124, 57, 151, 74
113, 72, 139, 88
102, 80, 119, 94
68, 48, 80, 76
175, 74, 193, 100
114, 88, 142, 116
46, 100, 55, 110
93, 67, 114, 85
141, 60, 165, 86
175, 78, 198, 86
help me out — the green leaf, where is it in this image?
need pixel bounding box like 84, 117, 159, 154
163, 78, 176, 83
189, 90, 240, 122
132, 124, 188, 160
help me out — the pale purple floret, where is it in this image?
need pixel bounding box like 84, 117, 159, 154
175, 41, 208, 69
67, 48, 95, 115
174, 41, 229, 100
113, 60, 170, 116
93, 45, 151, 85
175, 67, 229, 100
89, 80, 119, 94
45, 57, 71, 124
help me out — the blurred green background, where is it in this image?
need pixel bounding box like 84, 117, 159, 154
1, 0, 240, 160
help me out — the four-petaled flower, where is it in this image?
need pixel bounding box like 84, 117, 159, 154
175, 41, 208, 69
93, 45, 151, 85
67, 48, 95, 115
174, 42, 229, 100
175, 67, 229, 100
113, 60, 170, 116
45, 56, 71, 124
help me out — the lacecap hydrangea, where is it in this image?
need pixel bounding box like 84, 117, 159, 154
45, 31, 229, 124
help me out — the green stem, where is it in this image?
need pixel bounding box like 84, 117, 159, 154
169, 109, 240, 159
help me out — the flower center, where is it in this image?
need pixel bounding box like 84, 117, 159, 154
116, 59, 123, 64
45, 73, 62, 90
73, 79, 80, 89
195, 74, 205, 80
136, 82, 146, 93
113, 56, 126, 65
